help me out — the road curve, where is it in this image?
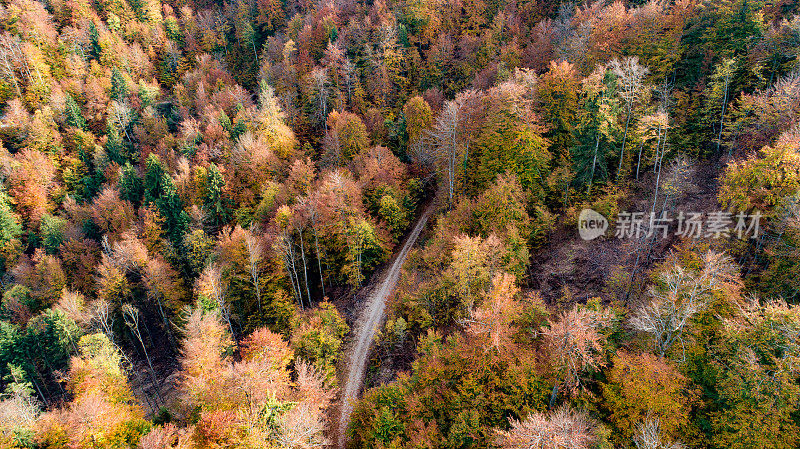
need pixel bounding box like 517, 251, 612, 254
335, 205, 432, 448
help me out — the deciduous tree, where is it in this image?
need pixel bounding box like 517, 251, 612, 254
629, 251, 741, 357
609, 56, 649, 178
495, 406, 597, 449
602, 351, 693, 446
542, 304, 612, 394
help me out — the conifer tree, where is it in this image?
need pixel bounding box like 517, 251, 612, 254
119, 163, 143, 206
203, 163, 230, 228
143, 154, 164, 205
88, 22, 101, 60
104, 122, 125, 164
64, 94, 85, 130
110, 67, 128, 102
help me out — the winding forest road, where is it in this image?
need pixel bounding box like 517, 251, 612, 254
335, 205, 432, 448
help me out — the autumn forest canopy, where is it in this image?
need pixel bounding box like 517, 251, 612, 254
0, 0, 799, 447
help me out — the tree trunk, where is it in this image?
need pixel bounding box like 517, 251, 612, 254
635, 139, 645, 180
548, 384, 559, 410
154, 294, 178, 353
252, 40, 259, 66
652, 130, 665, 214
298, 228, 312, 305
653, 124, 662, 174
247, 237, 262, 312
252, 266, 261, 312
0, 52, 20, 97
223, 310, 235, 340
310, 219, 326, 299
27, 364, 49, 407
587, 133, 600, 195
448, 126, 458, 207
35, 342, 65, 395
283, 249, 301, 308
25, 354, 51, 406
716, 72, 730, 154
287, 236, 299, 306
447, 142, 456, 207
283, 233, 304, 310
132, 327, 164, 406
618, 107, 632, 179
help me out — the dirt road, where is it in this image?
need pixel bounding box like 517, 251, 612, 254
335, 206, 432, 448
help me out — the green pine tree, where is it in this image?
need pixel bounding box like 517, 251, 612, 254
144, 153, 165, 205
156, 173, 189, 243
64, 94, 85, 130
110, 67, 128, 101
119, 163, 143, 206
203, 163, 230, 228
88, 22, 101, 60
105, 122, 125, 164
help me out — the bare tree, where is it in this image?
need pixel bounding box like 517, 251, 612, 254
0, 33, 22, 97
496, 405, 597, 449
654, 76, 674, 112
55, 289, 90, 353
95, 300, 116, 343
342, 59, 357, 106
610, 57, 649, 178
244, 228, 264, 311
122, 304, 163, 405
139, 423, 180, 449
408, 132, 435, 175
302, 196, 326, 299
275, 206, 304, 309
634, 418, 685, 449
276, 362, 334, 448
109, 100, 133, 141
430, 100, 462, 205
428, 90, 480, 206
649, 111, 670, 213
277, 401, 329, 448
197, 264, 235, 338
0, 365, 40, 432
276, 229, 303, 309
308, 67, 331, 131
93, 300, 134, 368
542, 305, 613, 398
713, 58, 736, 154
629, 251, 741, 357
0, 33, 43, 93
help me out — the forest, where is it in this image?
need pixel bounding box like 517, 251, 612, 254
0, 0, 798, 446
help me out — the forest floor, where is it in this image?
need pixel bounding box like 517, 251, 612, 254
528, 157, 723, 307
